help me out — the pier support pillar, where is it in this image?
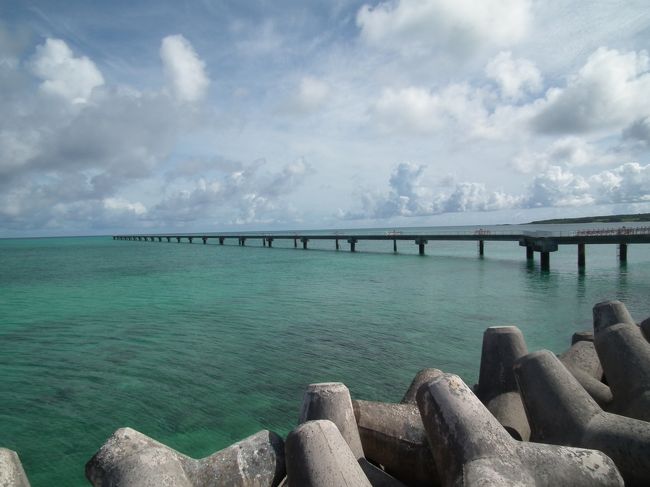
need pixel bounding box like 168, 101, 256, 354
294, 238, 297, 248
619, 243, 627, 262
541, 251, 550, 270
188, 237, 193, 244
267, 238, 273, 248
393, 239, 397, 253
166, 237, 170, 243
241, 237, 246, 246
335, 238, 339, 250
479, 240, 484, 256
301, 238, 309, 250
202, 237, 207, 245
262, 238, 266, 247
176, 237, 181, 243
415, 238, 428, 256
348, 238, 357, 252
578, 243, 586, 268
219, 237, 224, 245
526, 246, 534, 260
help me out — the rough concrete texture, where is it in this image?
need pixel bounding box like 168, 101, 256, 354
416, 373, 623, 487
0, 448, 30, 487
514, 350, 650, 486
559, 340, 613, 409
86, 428, 285, 487
592, 300, 635, 334
594, 321, 650, 420
285, 420, 371, 487
353, 400, 438, 487
571, 331, 594, 344
299, 382, 364, 460
400, 368, 443, 405
475, 326, 530, 441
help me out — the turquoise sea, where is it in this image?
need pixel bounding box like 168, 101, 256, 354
2, 223, 650, 485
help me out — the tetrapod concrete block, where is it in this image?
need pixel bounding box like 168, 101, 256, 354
285, 420, 371, 487
571, 331, 594, 344
417, 373, 623, 487
400, 368, 443, 405
0, 448, 30, 487
299, 382, 364, 460
594, 321, 650, 420
299, 383, 405, 487
353, 399, 438, 487
86, 427, 285, 487
514, 350, 650, 486
475, 326, 530, 440
592, 300, 635, 333
641, 316, 650, 342
559, 339, 612, 408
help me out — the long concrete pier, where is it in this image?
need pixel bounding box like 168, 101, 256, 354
112, 228, 650, 270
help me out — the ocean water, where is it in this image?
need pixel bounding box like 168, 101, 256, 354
1, 223, 650, 485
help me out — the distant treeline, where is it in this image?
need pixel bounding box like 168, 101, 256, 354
530, 213, 650, 224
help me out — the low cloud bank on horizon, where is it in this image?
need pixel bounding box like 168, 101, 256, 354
1, 0, 649, 236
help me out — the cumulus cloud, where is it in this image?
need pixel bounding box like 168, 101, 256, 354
511, 137, 618, 174
372, 84, 491, 135
160, 34, 209, 103
532, 48, 650, 134
485, 51, 542, 101
344, 161, 650, 219
357, 0, 531, 56
30, 38, 104, 104
153, 158, 311, 224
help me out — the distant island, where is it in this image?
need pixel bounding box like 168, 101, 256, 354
530, 213, 650, 224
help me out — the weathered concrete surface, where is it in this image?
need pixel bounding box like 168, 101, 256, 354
0, 448, 30, 487
285, 420, 371, 487
353, 400, 438, 487
514, 350, 650, 486
299, 382, 364, 460
475, 326, 530, 441
592, 300, 635, 334
417, 373, 623, 487
594, 321, 650, 421
559, 340, 612, 408
400, 368, 443, 405
86, 428, 285, 487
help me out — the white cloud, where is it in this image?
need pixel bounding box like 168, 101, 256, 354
532, 47, 650, 134
30, 38, 104, 104
103, 197, 147, 215
345, 161, 650, 219
372, 84, 491, 135
511, 136, 618, 174
160, 34, 209, 103
357, 0, 532, 56
485, 51, 542, 101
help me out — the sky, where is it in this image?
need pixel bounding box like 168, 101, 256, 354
1, 0, 650, 236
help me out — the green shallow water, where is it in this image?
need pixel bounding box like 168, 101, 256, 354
1, 224, 650, 485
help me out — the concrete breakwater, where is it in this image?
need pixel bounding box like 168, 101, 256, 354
3, 300, 650, 485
